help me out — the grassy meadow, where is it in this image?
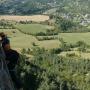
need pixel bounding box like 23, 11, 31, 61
1, 29, 90, 50
59, 32, 90, 44
0, 28, 90, 53
16, 24, 54, 34
0, 29, 60, 51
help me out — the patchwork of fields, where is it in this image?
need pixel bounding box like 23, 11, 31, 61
1, 28, 90, 50
0, 29, 60, 51
0, 15, 90, 59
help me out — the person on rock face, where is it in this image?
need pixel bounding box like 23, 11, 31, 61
0, 32, 22, 90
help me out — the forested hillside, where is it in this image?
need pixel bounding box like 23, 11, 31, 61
0, 0, 90, 15
0, 0, 53, 14
56, 0, 90, 14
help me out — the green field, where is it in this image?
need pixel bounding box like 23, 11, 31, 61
16, 24, 54, 34
0, 29, 60, 51
1, 29, 90, 50
59, 32, 90, 44
1, 28, 90, 50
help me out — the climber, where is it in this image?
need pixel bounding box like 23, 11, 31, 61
0, 32, 22, 89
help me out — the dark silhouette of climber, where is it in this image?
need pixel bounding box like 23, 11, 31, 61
0, 32, 22, 90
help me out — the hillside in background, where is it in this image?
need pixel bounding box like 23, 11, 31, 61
47, 0, 90, 26
0, 0, 53, 14
0, 0, 90, 15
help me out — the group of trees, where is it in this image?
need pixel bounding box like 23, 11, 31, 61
55, 16, 89, 32
16, 46, 90, 90
55, 17, 75, 32
20, 38, 88, 56
35, 29, 58, 36
36, 36, 58, 41
0, 20, 14, 29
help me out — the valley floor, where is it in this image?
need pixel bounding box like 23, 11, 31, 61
1, 28, 90, 59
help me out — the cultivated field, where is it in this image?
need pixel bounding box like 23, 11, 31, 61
0, 15, 49, 22
1, 29, 90, 59
0, 29, 60, 51
1, 15, 90, 59
1, 29, 90, 50
59, 33, 90, 44
16, 24, 54, 34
